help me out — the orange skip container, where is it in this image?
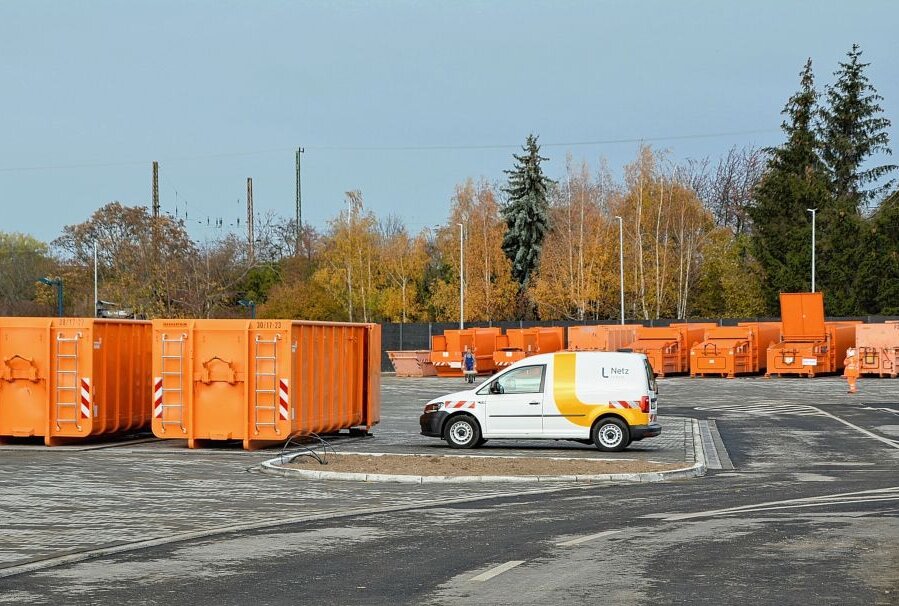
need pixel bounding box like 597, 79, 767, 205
0, 317, 152, 446
429, 328, 501, 377
856, 322, 899, 378
151, 319, 380, 449
492, 327, 564, 368
766, 293, 859, 377
567, 325, 638, 352
690, 322, 782, 378
628, 323, 716, 377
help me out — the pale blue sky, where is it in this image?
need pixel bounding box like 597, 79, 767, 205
1, 1, 896, 244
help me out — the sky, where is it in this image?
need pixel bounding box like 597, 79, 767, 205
1, 1, 897, 244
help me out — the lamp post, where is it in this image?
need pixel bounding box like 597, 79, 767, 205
458, 223, 464, 330
238, 299, 256, 319
807, 208, 817, 292
614, 216, 624, 325
38, 277, 64, 317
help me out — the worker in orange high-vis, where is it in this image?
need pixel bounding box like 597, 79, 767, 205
843, 347, 860, 394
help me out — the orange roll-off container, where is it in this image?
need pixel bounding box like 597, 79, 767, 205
690, 322, 781, 377
567, 325, 638, 352
151, 319, 380, 450
0, 317, 152, 446
766, 293, 860, 377
429, 327, 501, 377
855, 323, 899, 378
628, 323, 716, 377
493, 327, 564, 368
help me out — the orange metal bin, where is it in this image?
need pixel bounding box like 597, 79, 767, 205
690, 322, 781, 378
766, 293, 859, 377
386, 350, 437, 377
429, 328, 501, 377
493, 327, 564, 368
0, 317, 152, 446
151, 319, 380, 449
567, 325, 638, 352
856, 323, 899, 378
628, 323, 715, 376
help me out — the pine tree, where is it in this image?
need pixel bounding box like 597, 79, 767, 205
856, 190, 899, 314
750, 59, 831, 313
501, 134, 553, 289
820, 44, 896, 207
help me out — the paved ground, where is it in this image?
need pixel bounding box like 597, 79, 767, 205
1, 374, 897, 604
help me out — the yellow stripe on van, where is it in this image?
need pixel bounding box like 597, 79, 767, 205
553, 352, 644, 428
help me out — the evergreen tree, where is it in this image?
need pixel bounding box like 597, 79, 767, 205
819, 44, 896, 207
750, 59, 831, 313
501, 134, 553, 289
857, 190, 899, 314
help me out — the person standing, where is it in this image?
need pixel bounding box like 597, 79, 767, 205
843, 347, 860, 394
462, 347, 477, 384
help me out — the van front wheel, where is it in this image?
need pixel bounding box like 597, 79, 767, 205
444, 415, 481, 449
592, 418, 630, 452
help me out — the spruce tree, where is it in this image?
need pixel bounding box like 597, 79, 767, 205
501, 134, 553, 288
856, 190, 899, 314
750, 59, 830, 313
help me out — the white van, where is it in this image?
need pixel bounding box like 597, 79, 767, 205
419, 351, 660, 452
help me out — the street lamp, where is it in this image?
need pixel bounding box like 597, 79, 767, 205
458, 223, 464, 330
614, 216, 624, 325
38, 277, 64, 318
238, 299, 256, 319
807, 208, 817, 292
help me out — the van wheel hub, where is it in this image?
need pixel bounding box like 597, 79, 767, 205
599, 425, 623, 447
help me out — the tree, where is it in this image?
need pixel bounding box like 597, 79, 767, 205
750, 58, 831, 313
693, 230, 766, 317
501, 134, 553, 297
0, 232, 57, 315
856, 190, 899, 314
819, 44, 896, 208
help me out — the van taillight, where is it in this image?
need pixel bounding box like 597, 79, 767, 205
640, 396, 650, 413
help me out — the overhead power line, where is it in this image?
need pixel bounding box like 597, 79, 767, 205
0, 128, 778, 173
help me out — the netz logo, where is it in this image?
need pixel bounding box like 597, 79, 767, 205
601, 367, 630, 378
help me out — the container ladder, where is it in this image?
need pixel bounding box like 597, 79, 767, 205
54, 332, 83, 431
160, 334, 187, 433
253, 334, 281, 435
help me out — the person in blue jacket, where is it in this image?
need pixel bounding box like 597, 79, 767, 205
462, 347, 476, 383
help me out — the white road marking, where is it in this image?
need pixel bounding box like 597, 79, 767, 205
661, 486, 899, 521
808, 406, 899, 449
860, 406, 899, 415
470, 560, 526, 582
557, 529, 621, 546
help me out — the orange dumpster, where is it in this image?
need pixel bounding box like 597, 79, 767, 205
493, 327, 564, 368
151, 319, 380, 450
855, 323, 899, 378
0, 317, 152, 446
429, 328, 501, 377
386, 350, 437, 377
567, 325, 638, 352
628, 323, 716, 377
766, 293, 860, 377
690, 322, 781, 378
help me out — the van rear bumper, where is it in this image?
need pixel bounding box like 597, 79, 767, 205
630, 423, 662, 441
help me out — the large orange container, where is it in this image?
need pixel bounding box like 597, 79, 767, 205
628, 323, 716, 376
855, 323, 899, 378
429, 327, 501, 377
151, 319, 380, 449
386, 350, 437, 377
0, 317, 151, 446
493, 327, 564, 368
690, 322, 781, 378
766, 293, 859, 377
567, 325, 638, 352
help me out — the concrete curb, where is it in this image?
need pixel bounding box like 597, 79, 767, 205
260, 420, 707, 484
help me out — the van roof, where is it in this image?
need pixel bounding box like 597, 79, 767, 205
507, 350, 648, 368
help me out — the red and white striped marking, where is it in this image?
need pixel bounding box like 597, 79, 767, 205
278, 378, 289, 420
445, 400, 477, 410
153, 377, 163, 419
80, 377, 92, 419
609, 400, 640, 409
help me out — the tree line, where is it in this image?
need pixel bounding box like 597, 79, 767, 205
2, 45, 895, 321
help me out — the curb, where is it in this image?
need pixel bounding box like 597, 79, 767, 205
260, 419, 707, 484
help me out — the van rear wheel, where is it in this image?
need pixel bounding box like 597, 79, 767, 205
592, 418, 630, 452
444, 415, 481, 449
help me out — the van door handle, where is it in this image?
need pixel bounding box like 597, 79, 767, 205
528, 401, 540, 406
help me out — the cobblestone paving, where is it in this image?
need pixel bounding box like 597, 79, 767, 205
0, 376, 693, 571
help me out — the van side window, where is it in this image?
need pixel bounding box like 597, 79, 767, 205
488, 365, 546, 395
644, 359, 657, 392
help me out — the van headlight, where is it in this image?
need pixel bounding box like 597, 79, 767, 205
424, 402, 443, 413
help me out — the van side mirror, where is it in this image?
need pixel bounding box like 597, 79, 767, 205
489, 382, 503, 394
